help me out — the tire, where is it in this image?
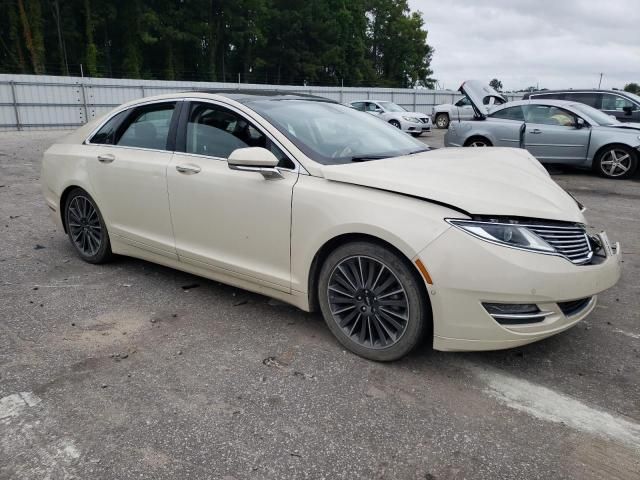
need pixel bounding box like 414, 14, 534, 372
464, 136, 492, 147
593, 144, 638, 179
318, 241, 430, 361
389, 120, 401, 129
435, 113, 449, 129
64, 188, 113, 264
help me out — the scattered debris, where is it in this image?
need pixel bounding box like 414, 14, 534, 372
181, 283, 200, 290
9, 215, 20, 219
122, 283, 132, 288
34, 244, 46, 250
262, 357, 287, 369
32, 286, 38, 290
171, 313, 178, 318
290, 451, 302, 458
100, 384, 108, 389
177, 350, 183, 356
150, 318, 157, 324
233, 299, 248, 307
293, 371, 316, 380
71, 323, 76, 327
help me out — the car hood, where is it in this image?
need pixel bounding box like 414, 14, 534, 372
604, 122, 640, 131
321, 147, 584, 223
459, 80, 507, 117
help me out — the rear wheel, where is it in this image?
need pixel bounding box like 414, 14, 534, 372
318, 241, 430, 361
389, 120, 401, 129
593, 145, 638, 179
435, 113, 449, 129
64, 188, 113, 264
464, 136, 492, 147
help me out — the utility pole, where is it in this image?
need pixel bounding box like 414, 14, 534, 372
598, 73, 603, 89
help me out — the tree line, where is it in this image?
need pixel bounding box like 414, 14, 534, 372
0, 0, 435, 87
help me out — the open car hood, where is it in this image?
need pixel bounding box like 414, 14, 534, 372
459, 80, 507, 118
321, 148, 584, 223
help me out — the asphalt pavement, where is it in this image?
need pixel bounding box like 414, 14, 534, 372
1, 129, 639, 479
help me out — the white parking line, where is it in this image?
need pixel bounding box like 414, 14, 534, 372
614, 329, 640, 340
474, 368, 640, 449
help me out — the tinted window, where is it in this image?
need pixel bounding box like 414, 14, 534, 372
601, 93, 636, 112
564, 92, 599, 108
490, 106, 525, 121
351, 102, 365, 111
185, 102, 294, 169
525, 105, 576, 126
532, 93, 566, 101
117, 103, 176, 150
90, 110, 129, 144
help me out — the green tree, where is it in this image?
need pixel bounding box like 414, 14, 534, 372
623, 83, 640, 94
489, 78, 503, 91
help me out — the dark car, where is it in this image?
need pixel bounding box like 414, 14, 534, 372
523, 89, 640, 123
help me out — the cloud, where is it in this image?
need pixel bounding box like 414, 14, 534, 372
408, 0, 640, 91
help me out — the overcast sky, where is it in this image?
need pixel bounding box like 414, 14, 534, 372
407, 0, 640, 91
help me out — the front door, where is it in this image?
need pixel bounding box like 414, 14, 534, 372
523, 104, 590, 164
86, 101, 179, 257
167, 101, 298, 291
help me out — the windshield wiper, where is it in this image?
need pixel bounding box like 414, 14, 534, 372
350, 155, 390, 162
407, 148, 430, 155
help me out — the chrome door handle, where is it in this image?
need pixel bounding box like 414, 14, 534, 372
529, 129, 542, 134
175, 164, 201, 175
97, 154, 115, 163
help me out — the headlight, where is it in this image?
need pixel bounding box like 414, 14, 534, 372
446, 219, 555, 253
402, 116, 420, 123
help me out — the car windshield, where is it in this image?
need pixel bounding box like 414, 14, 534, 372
569, 103, 620, 126
378, 101, 407, 112
249, 100, 427, 165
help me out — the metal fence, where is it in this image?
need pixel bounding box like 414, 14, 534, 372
0, 74, 521, 131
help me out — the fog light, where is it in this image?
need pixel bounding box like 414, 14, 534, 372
482, 303, 551, 325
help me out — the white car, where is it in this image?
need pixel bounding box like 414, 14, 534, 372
41, 90, 621, 361
432, 89, 506, 129
349, 100, 431, 136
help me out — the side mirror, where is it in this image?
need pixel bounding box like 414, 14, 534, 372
622, 106, 633, 115
227, 147, 283, 180
576, 118, 586, 129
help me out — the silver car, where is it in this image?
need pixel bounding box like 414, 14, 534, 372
349, 100, 432, 136
445, 81, 640, 179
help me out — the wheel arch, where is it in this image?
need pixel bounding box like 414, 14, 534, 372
592, 142, 638, 165
463, 135, 493, 147
306, 232, 432, 321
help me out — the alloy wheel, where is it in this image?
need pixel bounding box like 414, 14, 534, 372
470, 140, 487, 147
67, 195, 103, 256
600, 148, 632, 177
327, 255, 409, 349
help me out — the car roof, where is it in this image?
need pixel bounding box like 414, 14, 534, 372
525, 89, 631, 96
497, 99, 576, 108
349, 100, 393, 103
191, 89, 337, 104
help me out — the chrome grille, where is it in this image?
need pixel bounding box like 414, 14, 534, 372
526, 224, 592, 265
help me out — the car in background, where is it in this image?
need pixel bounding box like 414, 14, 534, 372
432, 88, 506, 129
523, 89, 640, 123
445, 81, 640, 179
349, 100, 431, 136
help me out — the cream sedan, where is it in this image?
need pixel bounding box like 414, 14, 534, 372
41, 91, 622, 361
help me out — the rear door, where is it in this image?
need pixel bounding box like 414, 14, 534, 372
486, 106, 525, 147
86, 101, 180, 257
522, 104, 590, 164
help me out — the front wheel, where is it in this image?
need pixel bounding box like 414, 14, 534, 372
389, 120, 401, 129
64, 188, 113, 263
593, 145, 638, 179
435, 113, 450, 129
318, 241, 430, 361
464, 137, 492, 147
